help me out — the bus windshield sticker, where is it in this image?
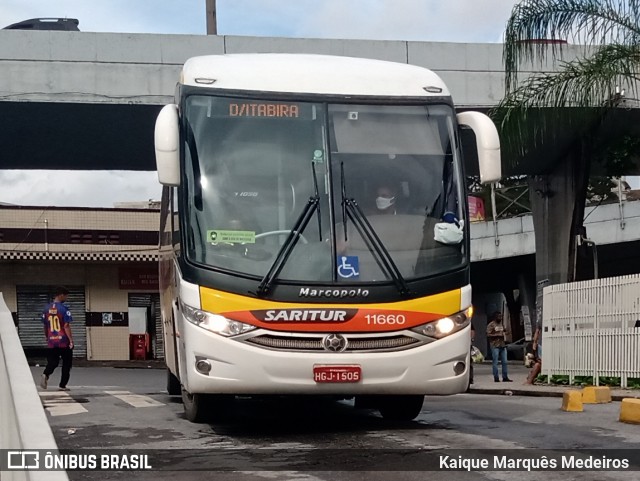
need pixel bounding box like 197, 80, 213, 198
312, 149, 324, 163
337, 255, 360, 280
207, 230, 256, 244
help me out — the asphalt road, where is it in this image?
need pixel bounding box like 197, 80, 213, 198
30, 366, 640, 481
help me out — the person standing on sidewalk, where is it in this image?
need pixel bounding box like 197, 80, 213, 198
40, 286, 74, 391
486, 311, 512, 382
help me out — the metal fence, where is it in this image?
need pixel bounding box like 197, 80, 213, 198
542, 275, 640, 388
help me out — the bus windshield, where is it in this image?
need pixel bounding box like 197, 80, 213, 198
183, 95, 466, 284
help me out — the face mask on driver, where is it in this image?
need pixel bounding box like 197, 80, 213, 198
376, 196, 395, 210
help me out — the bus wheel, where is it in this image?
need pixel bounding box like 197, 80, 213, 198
378, 395, 424, 421
167, 369, 181, 396
181, 388, 209, 423
182, 389, 234, 423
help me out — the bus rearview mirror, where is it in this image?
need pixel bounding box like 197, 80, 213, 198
457, 111, 501, 184
155, 104, 181, 186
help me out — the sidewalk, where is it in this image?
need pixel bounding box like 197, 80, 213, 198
28, 358, 166, 369
469, 362, 640, 400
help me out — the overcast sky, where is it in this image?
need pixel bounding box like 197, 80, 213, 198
2, 0, 522, 207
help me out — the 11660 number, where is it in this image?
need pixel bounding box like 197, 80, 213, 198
364, 314, 406, 325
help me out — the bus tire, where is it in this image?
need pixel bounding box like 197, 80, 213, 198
182, 389, 234, 423
182, 388, 209, 423
167, 369, 181, 395
378, 395, 424, 421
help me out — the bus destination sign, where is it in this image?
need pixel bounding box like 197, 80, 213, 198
229, 102, 301, 118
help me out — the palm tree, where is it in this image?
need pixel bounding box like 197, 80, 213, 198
492, 0, 640, 287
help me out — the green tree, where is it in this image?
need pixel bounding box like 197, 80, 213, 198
492, 0, 640, 286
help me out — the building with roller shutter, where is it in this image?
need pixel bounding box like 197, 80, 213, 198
0, 204, 162, 361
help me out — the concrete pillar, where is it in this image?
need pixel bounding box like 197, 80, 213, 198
517, 273, 536, 340
529, 146, 590, 287
206, 0, 217, 35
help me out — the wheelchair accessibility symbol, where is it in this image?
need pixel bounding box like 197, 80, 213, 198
337, 256, 359, 279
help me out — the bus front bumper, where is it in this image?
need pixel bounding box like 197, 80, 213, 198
181, 322, 470, 396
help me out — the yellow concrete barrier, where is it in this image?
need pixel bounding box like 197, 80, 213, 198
619, 398, 640, 425
582, 386, 612, 404
562, 391, 583, 412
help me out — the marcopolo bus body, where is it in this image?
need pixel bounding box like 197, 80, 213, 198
155, 54, 501, 422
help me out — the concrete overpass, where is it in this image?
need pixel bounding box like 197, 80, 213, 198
469, 199, 640, 291
0, 29, 584, 174
471, 200, 639, 262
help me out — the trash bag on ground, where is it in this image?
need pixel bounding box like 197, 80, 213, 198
470, 345, 484, 363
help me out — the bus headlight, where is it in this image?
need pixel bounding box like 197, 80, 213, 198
181, 302, 256, 337
410, 307, 472, 339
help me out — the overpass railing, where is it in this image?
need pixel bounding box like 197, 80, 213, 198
0, 293, 69, 481
468, 176, 633, 247
542, 275, 640, 388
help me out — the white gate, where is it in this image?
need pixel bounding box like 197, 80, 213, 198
542, 275, 640, 388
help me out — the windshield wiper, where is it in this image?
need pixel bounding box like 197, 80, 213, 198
340, 164, 411, 297
341, 162, 348, 243
256, 197, 318, 297
311, 161, 322, 241
185, 119, 203, 211
257, 162, 322, 297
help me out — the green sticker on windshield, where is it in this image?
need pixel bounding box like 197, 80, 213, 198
312, 149, 324, 163
207, 230, 256, 244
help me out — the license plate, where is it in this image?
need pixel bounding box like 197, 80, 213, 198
313, 365, 361, 383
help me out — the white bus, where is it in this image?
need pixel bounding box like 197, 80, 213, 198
155, 54, 500, 422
